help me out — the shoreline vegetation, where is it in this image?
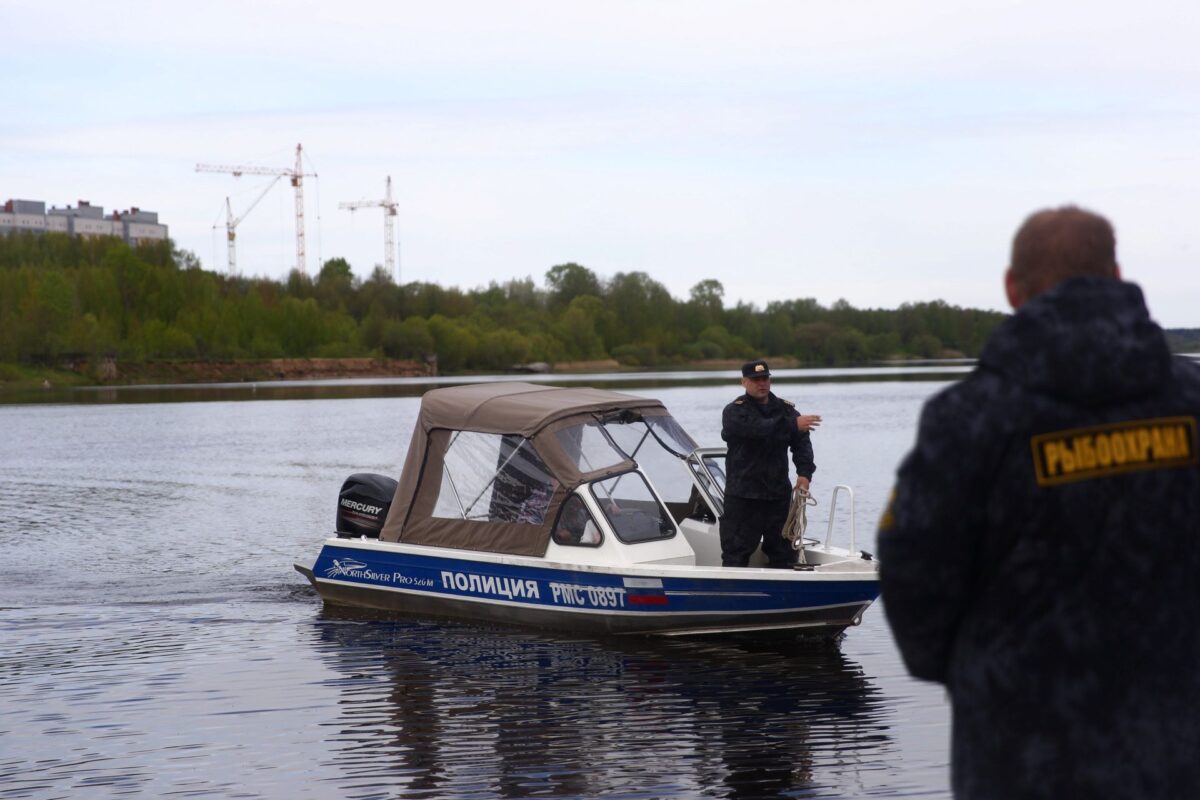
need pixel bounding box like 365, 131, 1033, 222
2, 232, 1195, 394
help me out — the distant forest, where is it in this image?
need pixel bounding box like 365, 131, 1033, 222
1166, 329, 1200, 353
0, 232, 1012, 375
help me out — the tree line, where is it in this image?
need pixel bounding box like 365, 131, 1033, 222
0, 232, 1008, 375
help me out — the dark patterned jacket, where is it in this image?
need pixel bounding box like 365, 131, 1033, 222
721, 392, 815, 499
879, 277, 1200, 799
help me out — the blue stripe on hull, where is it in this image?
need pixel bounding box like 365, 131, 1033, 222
310, 544, 879, 629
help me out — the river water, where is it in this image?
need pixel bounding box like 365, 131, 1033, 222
0, 370, 960, 799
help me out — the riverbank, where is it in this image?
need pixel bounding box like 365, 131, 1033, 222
0, 358, 423, 390
1, 356, 759, 392
0, 355, 858, 394
113, 357, 434, 384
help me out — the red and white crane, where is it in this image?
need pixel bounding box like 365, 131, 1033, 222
196, 143, 316, 275
339, 175, 399, 282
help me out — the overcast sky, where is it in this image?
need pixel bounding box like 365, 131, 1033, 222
5, 1, 1199, 325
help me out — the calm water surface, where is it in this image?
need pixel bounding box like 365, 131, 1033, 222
0, 375, 954, 798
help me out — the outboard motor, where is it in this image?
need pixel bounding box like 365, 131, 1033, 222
336, 473, 398, 539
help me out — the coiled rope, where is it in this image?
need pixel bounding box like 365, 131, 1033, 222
783, 485, 818, 563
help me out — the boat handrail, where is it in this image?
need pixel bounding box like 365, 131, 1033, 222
820, 484, 856, 555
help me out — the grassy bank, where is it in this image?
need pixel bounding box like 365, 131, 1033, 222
0, 362, 94, 391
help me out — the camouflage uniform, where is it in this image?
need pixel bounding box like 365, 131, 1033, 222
880, 277, 1200, 799
721, 392, 815, 567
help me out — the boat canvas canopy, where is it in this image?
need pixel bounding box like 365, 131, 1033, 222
380, 383, 675, 556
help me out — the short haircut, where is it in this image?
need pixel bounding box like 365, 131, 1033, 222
1009, 206, 1119, 298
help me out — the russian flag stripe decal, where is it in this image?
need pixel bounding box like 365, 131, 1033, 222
623, 576, 667, 605
623, 577, 664, 589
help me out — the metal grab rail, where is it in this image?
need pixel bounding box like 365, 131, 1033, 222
820, 484, 856, 555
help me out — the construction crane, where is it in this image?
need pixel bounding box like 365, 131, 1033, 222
196, 143, 316, 275
339, 175, 399, 282
214, 176, 284, 276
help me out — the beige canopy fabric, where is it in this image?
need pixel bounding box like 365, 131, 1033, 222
379, 382, 670, 556
410, 382, 661, 437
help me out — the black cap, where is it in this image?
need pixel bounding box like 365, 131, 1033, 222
741, 359, 770, 378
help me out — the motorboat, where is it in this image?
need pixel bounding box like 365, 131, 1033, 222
295, 383, 880, 637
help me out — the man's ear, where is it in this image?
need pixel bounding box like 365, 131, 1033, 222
1004, 267, 1025, 310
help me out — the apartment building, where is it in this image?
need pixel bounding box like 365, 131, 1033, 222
0, 198, 169, 246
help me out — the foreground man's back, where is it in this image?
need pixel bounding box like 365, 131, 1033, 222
879, 206, 1200, 799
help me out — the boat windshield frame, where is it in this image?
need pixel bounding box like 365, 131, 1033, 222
686, 448, 727, 518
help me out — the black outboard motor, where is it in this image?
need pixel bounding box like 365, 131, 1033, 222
336, 473, 398, 538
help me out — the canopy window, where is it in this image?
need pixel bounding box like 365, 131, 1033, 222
432, 431, 556, 525
554, 422, 629, 476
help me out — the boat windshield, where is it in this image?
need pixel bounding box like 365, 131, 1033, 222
644, 415, 698, 458
599, 416, 699, 510
588, 471, 676, 543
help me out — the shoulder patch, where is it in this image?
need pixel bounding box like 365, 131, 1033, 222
734, 399, 744, 405
1031, 416, 1198, 486
878, 488, 897, 532
781, 398, 795, 407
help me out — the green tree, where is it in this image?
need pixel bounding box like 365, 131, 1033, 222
477, 329, 531, 369
275, 297, 324, 356
602, 271, 674, 349
381, 317, 435, 359
22, 269, 75, 359
545, 263, 601, 311
103, 245, 149, 337
553, 295, 607, 360
316, 257, 355, 312
761, 311, 794, 356
319, 257, 353, 283
138, 319, 198, 358
427, 314, 477, 371
909, 332, 944, 359
689, 279, 724, 320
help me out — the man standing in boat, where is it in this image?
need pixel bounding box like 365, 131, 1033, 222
720, 359, 821, 568
879, 206, 1200, 799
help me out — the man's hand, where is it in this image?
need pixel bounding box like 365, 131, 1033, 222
796, 414, 822, 432
795, 476, 811, 491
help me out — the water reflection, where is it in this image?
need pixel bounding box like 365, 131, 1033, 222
308, 609, 893, 799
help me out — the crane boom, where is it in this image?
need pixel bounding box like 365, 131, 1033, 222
196, 164, 296, 177
216, 175, 285, 275
232, 175, 285, 229
196, 143, 316, 274
338, 176, 399, 282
